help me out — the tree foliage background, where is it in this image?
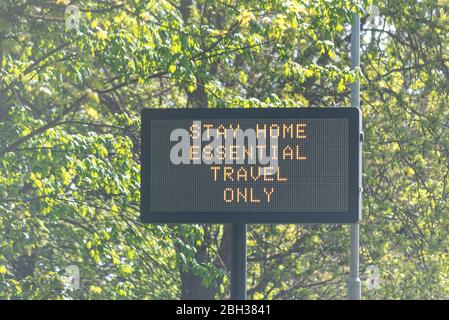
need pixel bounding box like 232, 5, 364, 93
1, 0, 448, 299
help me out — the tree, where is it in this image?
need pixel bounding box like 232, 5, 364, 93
1, 0, 448, 300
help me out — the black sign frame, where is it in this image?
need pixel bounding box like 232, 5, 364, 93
141, 107, 362, 224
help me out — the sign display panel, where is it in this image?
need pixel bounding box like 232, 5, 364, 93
141, 108, 361, 223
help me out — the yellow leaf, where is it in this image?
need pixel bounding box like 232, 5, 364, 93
96, 29, 108, 41
89, 286, 103, 294
91, 20, 99, 29
404, 167, 414, 176
237, 10, 255, 26
337, 79, 345, 92
0, 265, 7, 274
239, 71, 248, 84
291, 16, 298, 29
187, 84, 196, 93
119, 265, 133, 275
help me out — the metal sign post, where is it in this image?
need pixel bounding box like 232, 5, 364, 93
348, 12, 362, 300
231, 224, 247, 300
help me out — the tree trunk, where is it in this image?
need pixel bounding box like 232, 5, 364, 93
177, 0, 232, 299
12, 251, 38, 281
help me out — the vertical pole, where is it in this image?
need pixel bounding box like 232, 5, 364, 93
348, 224, 361, 299
348, 12, 361, 300
351, 13, 360, 109
231, 224, 247, 300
